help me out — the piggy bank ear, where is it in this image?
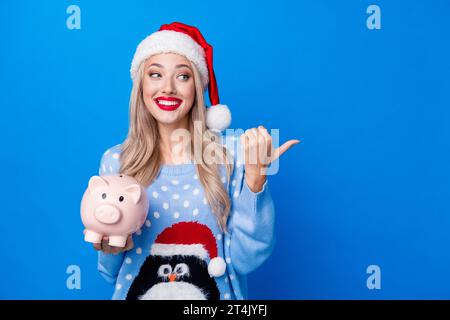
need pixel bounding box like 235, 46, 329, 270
122, 184, 142, 204
88, 176, 109, 194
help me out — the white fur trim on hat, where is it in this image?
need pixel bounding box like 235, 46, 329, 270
206, 104, 232, 132
150, 243, 208, 259
130, 30, 209, 87
208, 257, 226, 277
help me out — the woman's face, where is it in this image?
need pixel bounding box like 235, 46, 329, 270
142, 53, 196, 126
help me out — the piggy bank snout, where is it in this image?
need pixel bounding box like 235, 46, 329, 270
94, 204, 121, 224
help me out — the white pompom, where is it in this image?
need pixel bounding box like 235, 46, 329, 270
208, 257, 227, 277
206, 104, 231, 132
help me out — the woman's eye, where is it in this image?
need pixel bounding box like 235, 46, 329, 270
101, 193, 107, 199
177, 74, 190, 81
149, 72, 161, 78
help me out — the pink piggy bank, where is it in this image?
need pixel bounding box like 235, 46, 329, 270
81, 174, 149, 247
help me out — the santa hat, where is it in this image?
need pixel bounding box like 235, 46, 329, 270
130, 22, 231, 132
150, 221, 227, 277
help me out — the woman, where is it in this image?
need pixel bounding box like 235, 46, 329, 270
94, 22, 299, 300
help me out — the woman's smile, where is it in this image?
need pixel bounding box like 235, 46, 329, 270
154, 96, 183, 111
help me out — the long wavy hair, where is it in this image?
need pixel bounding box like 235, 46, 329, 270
119, 58, 234, 233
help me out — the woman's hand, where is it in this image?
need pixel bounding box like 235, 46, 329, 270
241, 125, 300, 193
83, 230, 134, 255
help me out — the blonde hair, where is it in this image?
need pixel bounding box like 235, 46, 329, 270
119, 59, 234, 233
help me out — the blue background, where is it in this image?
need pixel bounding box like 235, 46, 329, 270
1, 0, 449, 299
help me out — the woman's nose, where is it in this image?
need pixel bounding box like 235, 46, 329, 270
162, 78, 176, 95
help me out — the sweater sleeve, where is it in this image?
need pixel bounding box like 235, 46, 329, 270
96, 144, 126, 284
223, 134, 276, 275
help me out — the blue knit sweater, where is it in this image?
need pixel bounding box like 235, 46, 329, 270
97, 133, 275, 300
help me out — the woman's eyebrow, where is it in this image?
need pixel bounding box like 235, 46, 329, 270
148, 63, 164, 69
175, 64, 192, 70
147, 63, 191, 70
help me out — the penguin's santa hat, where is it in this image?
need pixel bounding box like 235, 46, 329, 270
150, 221, 227, 278
130, 22, 231, 132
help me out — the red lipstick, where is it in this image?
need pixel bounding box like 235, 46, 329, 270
154, 96, 183, 111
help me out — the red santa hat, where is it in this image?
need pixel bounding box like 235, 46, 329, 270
150, 221, 227, 277
130, 22, 231, 132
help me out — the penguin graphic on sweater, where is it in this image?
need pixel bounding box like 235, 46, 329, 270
126, 221, 227, 300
